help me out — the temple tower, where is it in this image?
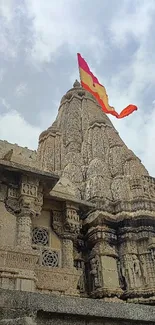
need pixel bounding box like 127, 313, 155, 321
37, 81, 155, 303
2, 81, 155, 324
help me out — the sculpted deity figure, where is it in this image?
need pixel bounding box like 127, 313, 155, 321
122, 254, 142, 289
140, 254, 148, 285
90, 256, 102, 290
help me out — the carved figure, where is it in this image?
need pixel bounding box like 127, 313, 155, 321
90, 256, 102, 290
122, 255, 142, 289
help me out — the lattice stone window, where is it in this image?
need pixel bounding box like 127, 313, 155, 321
32, 227, 60, 267
32, 227, 49, 246
41, 249, 59, 267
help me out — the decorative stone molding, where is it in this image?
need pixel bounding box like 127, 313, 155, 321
0, 247, 39, 292
63, 203, 81, 239
0, 248, 39, 270
20, 175, 39, 195
35, 266, 82, 296
5, 185, 20, 214
21, 182, 37, 197
52, 209, 63, 235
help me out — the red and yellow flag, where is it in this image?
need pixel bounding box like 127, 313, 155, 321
77, 53, 137, 119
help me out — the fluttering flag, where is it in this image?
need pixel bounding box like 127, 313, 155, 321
77, 53, 137, 119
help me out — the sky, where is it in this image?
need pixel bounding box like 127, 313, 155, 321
0, 0, 155, 175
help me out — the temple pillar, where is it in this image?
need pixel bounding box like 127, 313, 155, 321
62, 238, 74, 268
13, 176, 43, 292
16, 175, 43, 249
86, 218, 123, 301
17, 213, 32, 248
62, 202, 81, 269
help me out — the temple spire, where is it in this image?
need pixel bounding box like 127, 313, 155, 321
73, 79, 81, 88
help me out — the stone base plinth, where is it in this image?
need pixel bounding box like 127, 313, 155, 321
0, 289, 155, 324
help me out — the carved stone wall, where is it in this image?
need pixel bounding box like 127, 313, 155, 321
0, 168, 45, 293
2, 81, 155, 306
31, 207, 62, 268
36, 82, 155, 302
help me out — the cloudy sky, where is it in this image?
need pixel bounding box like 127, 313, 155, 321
0, 0, 155, 175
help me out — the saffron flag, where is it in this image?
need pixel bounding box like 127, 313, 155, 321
77, 53, 137, 119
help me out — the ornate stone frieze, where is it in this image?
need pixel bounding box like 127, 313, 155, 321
63, 203, 81, 238
114, 198, 155, 214
35, 266, 82, 296
8, 186, 19, 198
0, 248, 39, 270
118, 226, 155, 242
21, 182, 37, 197
4, 173, 43, 217
52, 210, 63, 235
86, 226, 117, 246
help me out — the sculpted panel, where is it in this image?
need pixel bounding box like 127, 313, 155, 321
36, 267, 82, 295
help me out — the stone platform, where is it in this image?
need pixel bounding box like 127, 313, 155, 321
0, 289, 155, 324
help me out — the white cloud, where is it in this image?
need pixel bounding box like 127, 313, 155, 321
0, 110, 41, 149
0, 97, 10, 110
0, 68, 5, 82
15, 82, 28, 97
0, 0, 106, 63
103, 0, 155, 176
0, 0, 15, 22
0, 0, 23, 58
110, 105, 155, 177
25, 0, 105, 63
108, 0, 155, 101
110, 1, 155, 47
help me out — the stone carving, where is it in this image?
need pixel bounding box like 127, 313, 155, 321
52, 210, 63, 235
140, 254, 148, 285
63, 204, 81, 237
41, 249, 59, 267
121, 255, 142, 289
8, 186, 19, 198
36, 267, 82, 295
32, 227, 49, 246
0, 248, 38, 270
34, 185, 43, 216
5, 196, 20, 214
90, 255, 102, 291
2, 81, 155, 304
74, 246, 86, 294
141, 176, 155, 199
21, 183, 37, 197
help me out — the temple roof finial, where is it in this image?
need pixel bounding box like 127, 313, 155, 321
73, 80, 81, 88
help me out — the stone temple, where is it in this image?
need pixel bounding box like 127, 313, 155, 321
0, 81, 155, 324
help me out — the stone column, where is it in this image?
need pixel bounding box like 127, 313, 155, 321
17, 213, 32, 248
17, 175, 40, 249
62, 202, 80, 269
62, 238, 74, 268
87, 225, 123, 300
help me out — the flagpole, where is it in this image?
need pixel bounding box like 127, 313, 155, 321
77, 53, 82, 85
